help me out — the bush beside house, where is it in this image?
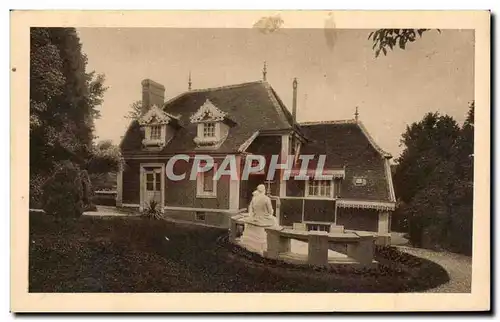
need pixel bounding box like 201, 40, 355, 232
41, 162, 84, 217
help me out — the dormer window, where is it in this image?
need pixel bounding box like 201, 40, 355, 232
191, 99, 233, 148
150, 125, 162, 140
353, 177, 367, 187
138, 105, 176, 149
203, 122, 216, 138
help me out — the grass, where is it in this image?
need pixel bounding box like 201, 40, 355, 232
29, 212, 449, 292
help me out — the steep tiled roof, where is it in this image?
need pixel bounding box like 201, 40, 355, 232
121, 81, 295, 154
299, 120, 392, 202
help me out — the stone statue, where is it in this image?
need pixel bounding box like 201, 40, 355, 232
248, 184, 279, 227
248, 190, 259, 217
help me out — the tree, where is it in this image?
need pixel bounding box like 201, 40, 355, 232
393, 104, 474, 255
125, 100, 142, 120
30, 28, 107, 175
87, 140, 124, 174
42, 161, 84, 217
87, 140, 123, 192
30, 28, 107, 208
393, 112, 460, 204
369, 29, 439, 57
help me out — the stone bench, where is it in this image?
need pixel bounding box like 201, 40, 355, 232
263, 228, 375, 266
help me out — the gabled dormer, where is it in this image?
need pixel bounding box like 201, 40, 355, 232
138, 105, 175, 149
190, 99, 234, 148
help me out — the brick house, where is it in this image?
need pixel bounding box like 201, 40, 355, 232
118, 78, 396, 244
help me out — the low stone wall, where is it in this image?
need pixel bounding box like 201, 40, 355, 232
230, 215, 376, 267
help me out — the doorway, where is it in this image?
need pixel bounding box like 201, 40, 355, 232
141, 163, 165, 210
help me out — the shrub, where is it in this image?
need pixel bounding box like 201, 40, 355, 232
42, 162, 84, 217
79, 169, 96, 211
141, 199, 163, 220
29, 173, 48, 209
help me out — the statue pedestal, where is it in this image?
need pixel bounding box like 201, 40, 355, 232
234, 214, 278, 255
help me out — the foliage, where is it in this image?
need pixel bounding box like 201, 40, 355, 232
30, 27, 108, 198
42, 162, 84, 217
125, 100, 143, 120
394, 112, 460, 204
393, 103, 474, 255
141, 199, 164, 220
90, 172, 117, 191
87, 140, 124, 174
369, 29, 439, 57
29, 173, 49, 209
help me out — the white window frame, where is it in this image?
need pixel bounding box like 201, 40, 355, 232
150, 125, 162, 140
202, 122, 216, 138
142, 124, 166, 148
305, 179, 334, 199
196, 163, 217, 198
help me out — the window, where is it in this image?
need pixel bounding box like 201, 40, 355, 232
334, 179, 342, 197
150, 125, 162, 140
203, 123, 216, 138
306, 179, 332, 198
195, 212, 206, 221
353, 177, 367, 187
197, 167, 217, 197
146, 173, 154, 191
306, 223, 330, 233
145, 171, 161, 191
202, 169, 214, 192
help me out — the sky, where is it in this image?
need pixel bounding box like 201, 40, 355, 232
77, 28, 474, 158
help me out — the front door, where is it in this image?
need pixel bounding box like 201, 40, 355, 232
144, 168, 162, 208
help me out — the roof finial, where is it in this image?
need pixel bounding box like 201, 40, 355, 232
262, 61, 267, 81
188, 71, 192, 91
355, 106, 359, 121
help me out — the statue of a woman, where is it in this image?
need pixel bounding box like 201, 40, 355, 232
249, 184, 279, 227
248, 190, 259, 217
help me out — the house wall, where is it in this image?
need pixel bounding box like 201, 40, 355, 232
286, 179, 305, 197
303, 199, 336, 222
279, 198, 302, 226
164, 158, 230, 209
239, 178, 249, 211
165, 209, 232, 228
122, 159, 141, 204
121, 156, 231, 210
336, 208, 378, 232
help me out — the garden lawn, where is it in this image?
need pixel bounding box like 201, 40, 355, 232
29, 212, 449, 292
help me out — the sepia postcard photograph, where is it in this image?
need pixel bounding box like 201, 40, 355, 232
10, 10, 490, 312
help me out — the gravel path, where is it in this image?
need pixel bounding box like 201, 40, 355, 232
83, 206, 140, 217
397, 246, 472, 293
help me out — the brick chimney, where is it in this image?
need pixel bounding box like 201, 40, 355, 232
141, 79, 165, 114
292, 78, 298, 122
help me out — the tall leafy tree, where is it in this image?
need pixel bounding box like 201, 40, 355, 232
30, 27, 107, 175
393, 112, 460, 204
124, 100, 142, 120
30, 28, 107, 208
393, 105, 474, 254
